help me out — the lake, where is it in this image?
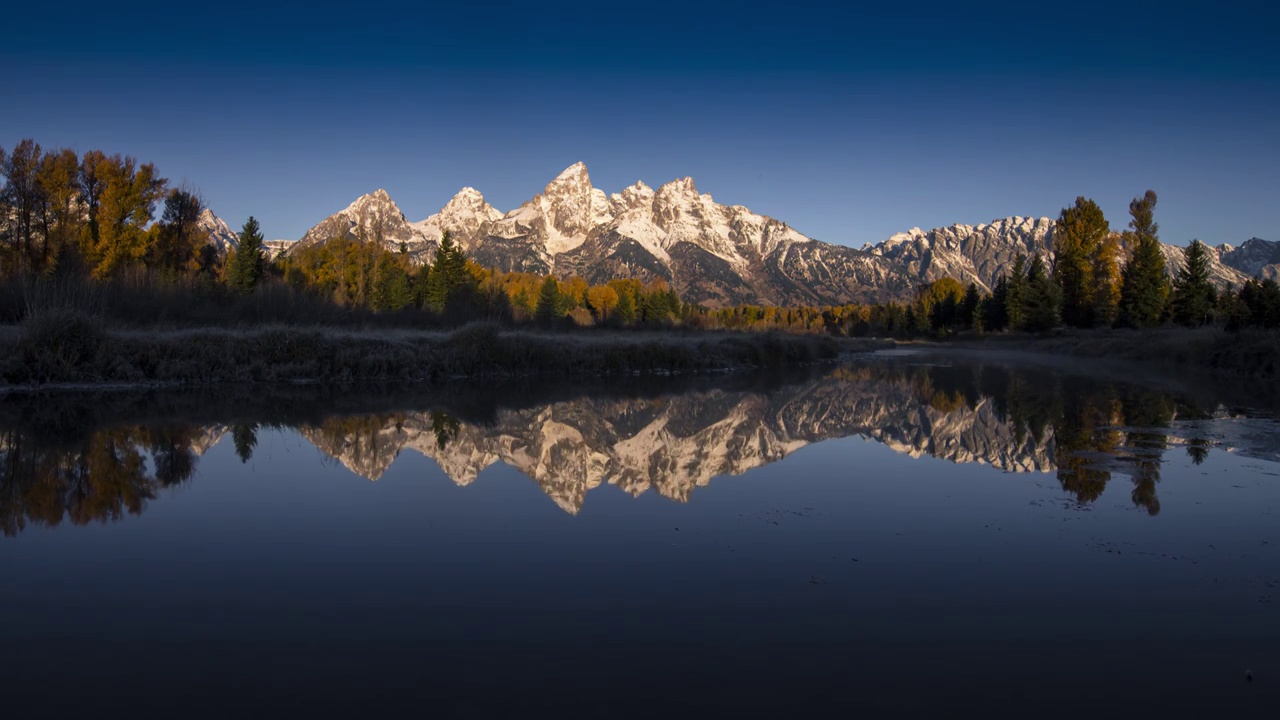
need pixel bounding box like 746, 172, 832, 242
2, 351, 1277, 716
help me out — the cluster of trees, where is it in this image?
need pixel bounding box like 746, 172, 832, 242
0, 138, 689, 329
843, 190, 1270, 338
277, 229, 690, 328
0, 139, 224, 280
6, 136, 1276, 336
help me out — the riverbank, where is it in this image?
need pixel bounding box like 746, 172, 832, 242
0, 311, 889, 388
938, 326, 1280, 381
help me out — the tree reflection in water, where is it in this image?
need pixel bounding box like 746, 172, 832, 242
0, 359, 1246, 536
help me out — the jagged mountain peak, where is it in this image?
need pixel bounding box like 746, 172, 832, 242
293, 187, 431, 255
340, 188, 401, 214
441, 186, 497, 215
196, 208, 238, 255
657, 176, 698, 196
553, 161, 589, 181
412, 187, 503, 249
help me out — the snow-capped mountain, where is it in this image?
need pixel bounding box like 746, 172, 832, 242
284, 163, 912, 305
196, 209, 239, 255
1212, 237, 1280, 280
869, 217, 1057, 292
294, 189, 435, 261
409, 186, 502, 250
271, 165, 1271, 306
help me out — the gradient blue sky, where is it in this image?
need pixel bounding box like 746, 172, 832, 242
4, 1, 1277, 246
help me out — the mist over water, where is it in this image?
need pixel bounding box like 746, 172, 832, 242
2, 354, 1277, 714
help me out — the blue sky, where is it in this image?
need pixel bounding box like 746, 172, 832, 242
4, 1, 1277, 246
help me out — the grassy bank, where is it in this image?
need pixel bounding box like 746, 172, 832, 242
946, 326, 1280, 380
0, 310, 887, 388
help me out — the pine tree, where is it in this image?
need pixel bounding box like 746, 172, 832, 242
1053, 197, 1109, 327
1118, 190, 1169, 328
960, 283, 981, 331
984, 275, 1009, 331
613, 289, 636, 326
227, 216, 265, 292
1170, 240, 1216, 326
1004, 254, 1028, 331
1022, 254, 1061, 332
534, 275, 562, 326
425, 231, 471, 311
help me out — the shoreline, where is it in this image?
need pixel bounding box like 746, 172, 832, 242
0, 319, 891, 391
920, 326, 1280, 382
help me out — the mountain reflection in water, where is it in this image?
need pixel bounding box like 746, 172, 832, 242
4, 356, 1274, 537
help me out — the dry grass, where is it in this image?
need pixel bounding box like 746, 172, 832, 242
0, 317, 876, 388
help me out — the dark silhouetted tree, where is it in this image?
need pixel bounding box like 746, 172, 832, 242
1170, 240, 1216, 326
1118, 190, 1169, 327
227, 216, 266, 292
1053, 197, 1110, 327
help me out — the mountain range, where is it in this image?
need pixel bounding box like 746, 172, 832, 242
200, 164, 1278, 306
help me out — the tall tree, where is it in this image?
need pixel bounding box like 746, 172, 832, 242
534, 276, 562, 326
77, 149, 107, 254
424, 231, 471, 311
613, 288, 636, 326
1052, 197, 1110, 327
961, 282, 982, 331
0, 139, 45, 269
1169, 240, 1216, 326
227, 216, 266, 292
36, 148, 83, 272
1118, 190, 1169, 328
1004, 254, 1028, 331
85, 154, 167, 277
1092, 232, 1123, 326
1022, 254, 1062, 332
149, 188, 205, 275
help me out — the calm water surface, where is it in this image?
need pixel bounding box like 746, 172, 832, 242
2, 352, 1278, 716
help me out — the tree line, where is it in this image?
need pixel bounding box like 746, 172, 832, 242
0, 137, 690, 330
5, 137, 1276, 334
699, 190, 1279, 338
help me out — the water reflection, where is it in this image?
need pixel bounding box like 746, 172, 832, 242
2, 357, 1276, 535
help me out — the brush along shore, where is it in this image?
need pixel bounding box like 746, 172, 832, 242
0, 311, 890, 388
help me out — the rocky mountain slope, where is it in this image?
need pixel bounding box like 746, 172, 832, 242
195, 209, 239, 255
283, 163, 915, 306
1212, 238, 1280, 280
203, 165, 1274, 306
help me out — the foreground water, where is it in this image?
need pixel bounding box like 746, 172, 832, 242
2, 352, 1278, 716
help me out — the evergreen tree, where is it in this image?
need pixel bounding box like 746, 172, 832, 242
613, 289, 636, 326
425, 231, 471, 311
227, 216, 265, 292
534, 275, 562, 326
1170, 240, 1216, 326
1118, 190, 1169, 328
1004, 254, 1028, 331
984, 275, 1009, 331
1053, 197, 1110, 327
1022, 254, 1062, 332
960, 283, 982, 331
